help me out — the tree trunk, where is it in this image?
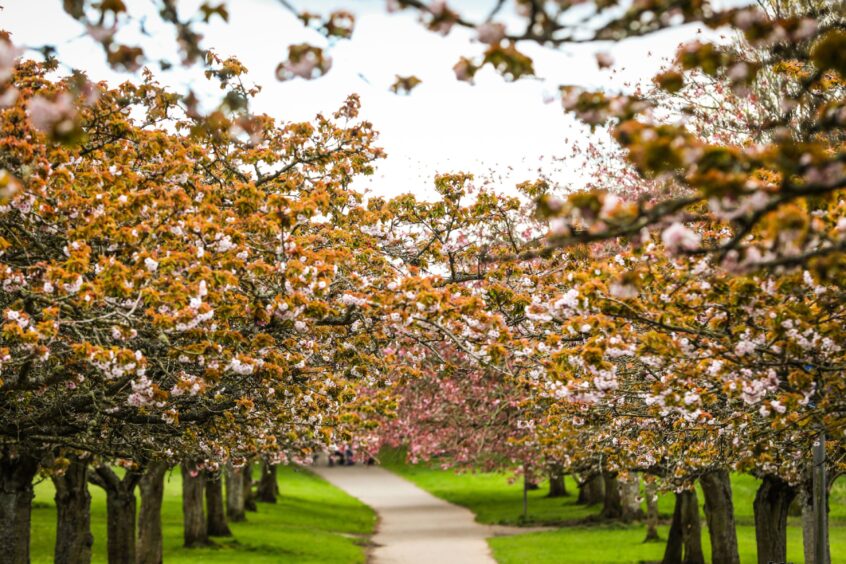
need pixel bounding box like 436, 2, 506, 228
205, 473, 231, 536
243, 463, 257, 512
181, 463, 209, 547
620, 473, 643, 522
0, 449, 39, 564
137, 462, 168, 564
753, 475, 796, 564
106, 487, 137, 564
256, 460, 277, 503
789, 493, 803, 517
547, 469, 567, 498
699, 470, 740, 564
225, 464, 246, 522
522, 472, 529, 520
664, 493, 684, 564
644, 481, 661, 542
662, 490, 704, 564
577, 473, 604, 506
53, 456, 93, 564
601, 473, 623, 519
89, 466, 141, 564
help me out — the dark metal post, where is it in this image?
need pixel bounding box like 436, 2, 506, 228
813, 431, 828, 564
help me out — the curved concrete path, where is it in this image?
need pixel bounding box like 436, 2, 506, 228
312, 464, 498, 564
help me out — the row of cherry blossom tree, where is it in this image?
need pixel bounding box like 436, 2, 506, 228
357, 2, 843, 563
1, 0, 844, 563
0, 48, 397, 562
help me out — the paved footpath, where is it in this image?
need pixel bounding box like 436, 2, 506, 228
312, 464, 503, 564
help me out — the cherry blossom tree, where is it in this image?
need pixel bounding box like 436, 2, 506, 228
0, 46, 393, 562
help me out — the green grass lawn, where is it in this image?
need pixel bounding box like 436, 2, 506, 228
380, 449, 845, 564
30, 465, 376, 564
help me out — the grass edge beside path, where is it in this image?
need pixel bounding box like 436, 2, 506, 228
379, 449, 846, 564
31, 464, 376, 564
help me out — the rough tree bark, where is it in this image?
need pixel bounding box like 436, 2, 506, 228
181, 462, 210, 548
0, 449, 39, 564
243, 463, 257, 512
225, 464, 246, 522
89, 465, 142, 564
753, 475, 796, 564
601, 473, 623, 520
644, 481, 661, 542
53, 456, 93, 564
243, 464, 258, 511
577, 474, 604, 506
256, 460, 278, 503
205, 473, 232, 537
547, 467, 567, 498
700, 470, 740, 564
619, 473, 643, 523
137, 462, 168, 564
662, 490, 705, 564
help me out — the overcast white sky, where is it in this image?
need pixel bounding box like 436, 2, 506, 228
0, 0, 706, 199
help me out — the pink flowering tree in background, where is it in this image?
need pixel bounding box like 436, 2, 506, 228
373, 344, 535, 471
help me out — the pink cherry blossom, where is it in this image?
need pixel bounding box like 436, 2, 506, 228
660, 222, 701, 255
27, 92, 77, 134
0, 41, 21, 83
477, 23, 506, 44
453, 58, 474, 82
595, 51, 614, 69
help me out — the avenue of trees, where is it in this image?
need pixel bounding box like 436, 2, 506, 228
1, 0, 844, 563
